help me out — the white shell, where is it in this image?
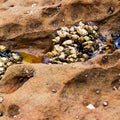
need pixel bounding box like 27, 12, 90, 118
82, 54, 89, 59
69, 26, 75, 32
0, 62, 4, 67
12, 53, 20, 60
68, 53, 77, 58
76, 27, 88, 35
71, 35, 79, 40
52, 50, 58, 56
84, 36, 91, 41
68, 46, 76, 54
79, 21, 85, 28
32, 3, 37, 7
86, 104, 95, 110
59, 52, 65, 59
82, 41, 94, 45
62, 40, 73, 45
54, 45, 64, 52
0, 67, 4, 74
0, 45, 6, 51
1, 57, 8, 62
57, 30, 68, 38
0, 96, 4, 103
61, 27, 69, 32
52, 36, 60, 43
6, 62, 13, 67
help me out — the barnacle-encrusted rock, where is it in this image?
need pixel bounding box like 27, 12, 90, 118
46, 21, 120, 64
0, 45, 22, 79
47, 21, 99, 63
0, 0, 119, 48
0, 50, 120, 120
47, 21, 111, 64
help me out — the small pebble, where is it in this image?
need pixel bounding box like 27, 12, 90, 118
31, 3, 37, 7
84, 74, 88, 78
86, 104, 95, 110
96, 90, 100, 94
103, 101, 108, 107
0, 96, 4, 103
75, 115, 79, 119
52, 89, 57, 93
13, 115, 17, 118
112, 86, 118, 90
0, 112, 3, 117
107, 7, 114, 14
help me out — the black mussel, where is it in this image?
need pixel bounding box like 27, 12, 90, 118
0, 52, 8, 57
99, 34, 106, 42
0, 50, 11, 57
77, 43, 83, 52
107, 7, 114, 14
87, 21, 96, 26
114, 37, 120, 49
90, 51, 99, 58
57, 58, 68, 62
111, 33, 120, 40
82, 49, 93, 55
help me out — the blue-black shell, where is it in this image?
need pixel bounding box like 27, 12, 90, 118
112, 34, 120, 49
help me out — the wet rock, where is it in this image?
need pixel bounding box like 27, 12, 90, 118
0, 50, 119, 120
0, 0, 119, 42
0, 0, 119, 120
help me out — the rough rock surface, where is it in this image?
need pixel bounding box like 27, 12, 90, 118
0, 50, 120, 120
0, 0, 120, 120
0, 0, 120, 41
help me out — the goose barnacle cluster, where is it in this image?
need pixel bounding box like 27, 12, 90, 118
47, 21, 100, 64
46, 22, 120, 64
0, 45, 22, 79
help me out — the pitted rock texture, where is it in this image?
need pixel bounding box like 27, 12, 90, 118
0, 0, 119, 41
0, 0, 120, 120
0, 50, 119, 120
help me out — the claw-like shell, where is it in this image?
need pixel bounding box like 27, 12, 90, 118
0, 45, 6, 51
76, 27, 88, 35
62, 40, 73, 45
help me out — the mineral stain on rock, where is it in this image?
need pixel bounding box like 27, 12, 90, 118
19, 52, 43, 63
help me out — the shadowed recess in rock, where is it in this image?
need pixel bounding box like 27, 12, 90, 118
0, 67, 34, 94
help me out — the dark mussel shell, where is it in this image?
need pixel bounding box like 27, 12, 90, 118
111, 33, 120, 40
111, 33, 120, 49
0, 50, 11, 57
114, 37, 120, 49
99, 34, 106, 42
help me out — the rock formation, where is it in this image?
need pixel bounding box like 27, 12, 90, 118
0, 50, 119, 120
0, 0, 120, 120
